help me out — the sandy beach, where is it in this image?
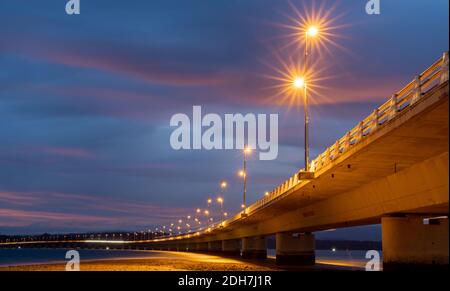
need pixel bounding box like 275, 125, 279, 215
0, 250, 279, 271
0, 249, 368, 271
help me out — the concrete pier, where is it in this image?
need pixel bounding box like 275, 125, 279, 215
241, 236, 267, 259
222, 239, 241, 256
208, 241, 222, 253
382, 216, 449, 270
275, 232, 315, 265
196, 242, 208, 252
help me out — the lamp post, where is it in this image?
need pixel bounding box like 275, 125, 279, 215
195, 208, 202, 231
302, 26, 319, 172
207, 198, 212, 225
219, 181, 227, 223
204, 209, 210, 228
240, 146, 252, 216
217, 197, 224, 224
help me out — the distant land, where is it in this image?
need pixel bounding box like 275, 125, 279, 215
1, 233, 381, 251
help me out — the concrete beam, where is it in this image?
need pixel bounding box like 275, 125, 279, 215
241, 237, 266, 259
382, 216, 449, 270
209, 151, 449, 241
276, 232, 315, 265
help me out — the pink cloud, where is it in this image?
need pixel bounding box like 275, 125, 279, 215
0, 191, 40, 206
0, 190, 192, 230
0, 209, 116, 224
34, 146, 95, 159
4, 36, 228, 87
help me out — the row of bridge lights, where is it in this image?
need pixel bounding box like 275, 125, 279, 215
2, 25, 325, 245
147, 20, 326, 240
149, 146, 261, 238
0, 9, 333, 246
1, 17, 327, 245
153, 183, 229, 237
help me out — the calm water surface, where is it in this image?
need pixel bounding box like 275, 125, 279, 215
0, 248, 154, 267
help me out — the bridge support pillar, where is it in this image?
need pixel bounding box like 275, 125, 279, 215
177, 242, 187, 251
275, 232, 315, 265
208, 241, 222, 253
222, 239, 241, 256
382, 216, 449, 270
196, 242, 208, 252
168, 243, 176, 251
241, 237, 267, 259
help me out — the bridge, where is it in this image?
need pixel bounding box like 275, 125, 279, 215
1, 52, 449, 269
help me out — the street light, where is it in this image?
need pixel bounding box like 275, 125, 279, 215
239, 145, 252, 216
206, 198, 213, 225
219, 181, 227, 223
307, 26, 319, 37
217, 197, 224, 223
220, 181, 227, 189
301, 25, 319, 172
293, 76, 305, 89
204, 209, 210, 228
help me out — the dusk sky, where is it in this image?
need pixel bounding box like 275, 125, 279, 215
0, 0, 448, 238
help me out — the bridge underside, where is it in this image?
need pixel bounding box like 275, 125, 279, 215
208, 82, 448, 240
142, 81, 449, 268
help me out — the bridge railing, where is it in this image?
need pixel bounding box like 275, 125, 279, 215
222, 52, 449, 228
312, 52, 448, 172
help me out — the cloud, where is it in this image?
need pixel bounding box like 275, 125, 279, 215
0, 190, 191, 233
0, 191, 40, 206
0, 209, 116, 226
34, 146, 95, 159
1, 33, 231, 87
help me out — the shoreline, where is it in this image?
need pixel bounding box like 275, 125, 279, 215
0, 250, 279, 271
0, 249, 367, 271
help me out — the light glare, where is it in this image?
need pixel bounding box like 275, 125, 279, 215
307, 26, 319, 37
293, 77, 305, 89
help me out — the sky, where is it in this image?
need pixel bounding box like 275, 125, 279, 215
0, 0, 448, 238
